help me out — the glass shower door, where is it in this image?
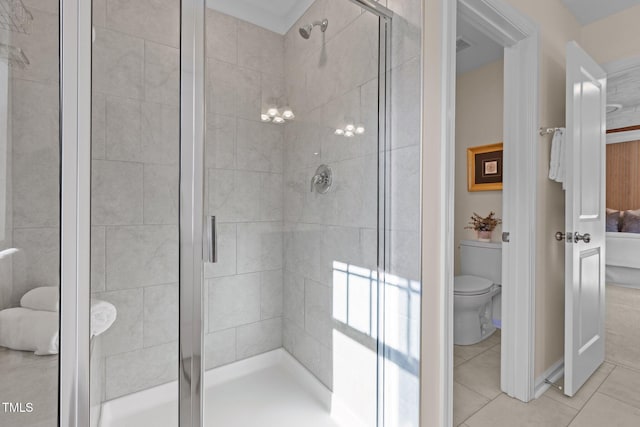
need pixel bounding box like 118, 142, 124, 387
89, 1, 181, 426
0, 1, 60, 426
203, 0, 389, 425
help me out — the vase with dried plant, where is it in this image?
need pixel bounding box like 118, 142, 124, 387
465, 211, 502, 242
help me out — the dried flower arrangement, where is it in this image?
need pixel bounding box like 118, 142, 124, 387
465, 211, 502, 232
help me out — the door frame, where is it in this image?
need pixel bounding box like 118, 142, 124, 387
421, 0, 540, 425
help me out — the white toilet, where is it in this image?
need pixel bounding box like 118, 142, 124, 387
454, 240, 502, 345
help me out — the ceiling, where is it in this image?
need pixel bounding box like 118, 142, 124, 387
561, 0, 640, 25
456, 15, 504, 75
207, 0, 315, 34
607, 67, 640, 129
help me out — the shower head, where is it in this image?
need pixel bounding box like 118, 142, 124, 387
299, 19, 328, 39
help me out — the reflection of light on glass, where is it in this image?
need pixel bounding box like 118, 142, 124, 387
332, 261, 421, 427
332, 261, 421, 360
0, 248, 18, 259
267, 107, 279, 117
334, 128, 345, 136
260, 114, 271, 122
272, 116, 285, 124
282, 109, 295, 120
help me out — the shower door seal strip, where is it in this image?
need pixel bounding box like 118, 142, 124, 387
179, 0, 206, 426
347, 1, 393, 426
59, 0, 92, 425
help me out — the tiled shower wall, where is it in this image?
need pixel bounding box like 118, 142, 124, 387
282, 1, 380, 389
91, 0, 181, 401
282, 0, 422, 424
7, 1, 60, 310
203, 9, 285, 370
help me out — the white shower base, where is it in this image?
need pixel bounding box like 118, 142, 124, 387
100, 349, 356, 427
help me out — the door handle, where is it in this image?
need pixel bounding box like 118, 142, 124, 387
555, 232, 566, 241
206, 216, 217, 263
574, 233, 591, 244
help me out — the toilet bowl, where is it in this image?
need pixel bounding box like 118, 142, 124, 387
454, 239, 502, 346
454, 275, 500, 345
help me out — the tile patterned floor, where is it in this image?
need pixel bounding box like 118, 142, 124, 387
454, 330, 640, 426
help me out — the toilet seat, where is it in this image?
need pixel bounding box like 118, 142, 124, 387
454, 275, 495, 296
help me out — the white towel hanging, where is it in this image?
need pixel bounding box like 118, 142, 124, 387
548, 128, 566, 189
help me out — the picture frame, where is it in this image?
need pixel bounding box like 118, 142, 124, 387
467, 142, 503, 192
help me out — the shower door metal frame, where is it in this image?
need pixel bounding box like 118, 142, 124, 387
59, 0, 92, 425
347, 1, 395, 426
179, 0, 206, 426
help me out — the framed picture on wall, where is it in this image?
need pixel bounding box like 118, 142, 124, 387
467, 143, 504, 192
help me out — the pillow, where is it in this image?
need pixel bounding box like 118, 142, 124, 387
606, 208, 622, 232
20, 287, 59, 312
621, 209, 640, 233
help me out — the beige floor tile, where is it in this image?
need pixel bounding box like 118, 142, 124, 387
606, 285, 640, 372
466, 395, 577, 427
544, 362, 615, 410
568, 393, 640, 427
598, 366, 640, 409
454, 331, 501, 361
454, 349, 502, 400
454, 381, 490, 426
455, 355, 467, 367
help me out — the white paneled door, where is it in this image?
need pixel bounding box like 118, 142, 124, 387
563, 41, 607, 397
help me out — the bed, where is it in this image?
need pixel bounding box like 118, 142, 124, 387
606, 231, 640, 288
605, 208, 640, 288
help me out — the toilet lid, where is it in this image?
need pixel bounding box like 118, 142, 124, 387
454, 275, 494, 296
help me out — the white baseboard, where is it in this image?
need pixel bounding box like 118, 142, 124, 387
534, 358, 564, 399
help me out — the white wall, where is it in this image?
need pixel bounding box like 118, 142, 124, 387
454, 60, 504, 274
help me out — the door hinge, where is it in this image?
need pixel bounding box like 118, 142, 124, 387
502, 232, 510, 243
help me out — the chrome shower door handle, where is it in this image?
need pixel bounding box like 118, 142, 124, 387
206, 216, 217, 263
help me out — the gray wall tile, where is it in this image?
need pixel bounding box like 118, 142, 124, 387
95, 288, 143, 356
141, 102, 180, 165
105, 96, 142, 162
205, 115, 236, 170
261, 269, 283, 319
206, 9, 237, 64
105, 341, 178, 400
145, 42, 179, 107
237, 222, 283, 273
143, 283, 178, 347
91, 227, 106, 292
92, 160, 143, 226
93, 28, 144, 99
105, 225, 178, 290
204, 329, 236, 370
143, 164, 179, 225
12, 228, 59, 305
105, 0, 180, 48
236, 317, 283, 359
305, 279, 333, 347
208, 273, 261, 331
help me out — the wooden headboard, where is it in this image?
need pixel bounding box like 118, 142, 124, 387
607, 139, 640, 211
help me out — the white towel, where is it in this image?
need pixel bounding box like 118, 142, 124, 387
91, 299, 117, 338
0, 307, 59, 355
548, 129, 566, 190
20, 286, 59, 312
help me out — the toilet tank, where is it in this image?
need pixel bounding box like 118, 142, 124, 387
460, 240, 502, 284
